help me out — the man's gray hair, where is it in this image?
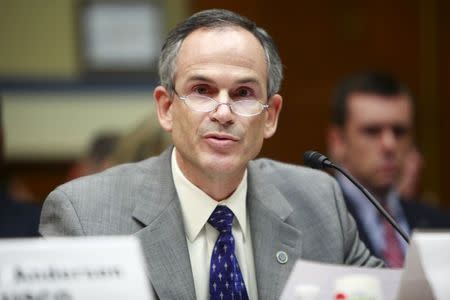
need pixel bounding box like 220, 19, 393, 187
158, 9, 283, 97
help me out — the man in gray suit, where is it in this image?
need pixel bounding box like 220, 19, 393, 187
40, 9, 382, 299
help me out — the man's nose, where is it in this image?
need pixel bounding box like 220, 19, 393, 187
209, 94, 234, 124
381, 129, 398, 150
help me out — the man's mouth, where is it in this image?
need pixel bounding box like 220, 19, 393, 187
203, 133, 240, 149
204, 133, 239, 141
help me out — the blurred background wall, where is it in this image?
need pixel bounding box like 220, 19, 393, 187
1, 0, 449, 210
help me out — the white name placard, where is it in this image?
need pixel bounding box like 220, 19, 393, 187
280, 259, 402, 300
0, 236, 155, 300
397, 230, 450, 300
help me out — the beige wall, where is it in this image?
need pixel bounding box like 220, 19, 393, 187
0, 0, 188, 78
2, 90, 157, 160
0, 0, 79, 78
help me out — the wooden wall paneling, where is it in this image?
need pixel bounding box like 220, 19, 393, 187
417, 0, 441, 207
437, 0, 450, 209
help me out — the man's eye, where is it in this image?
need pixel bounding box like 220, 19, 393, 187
235, 88, 253, 98
393, 126, 409, 138
193, 86, 209, 94
363, 126, 382, 136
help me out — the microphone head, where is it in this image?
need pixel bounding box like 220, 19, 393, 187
303, 151, 331, 169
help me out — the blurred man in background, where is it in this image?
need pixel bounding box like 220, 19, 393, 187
327, 71, 450, 267
107, 115, 171, 166
66, 132, 120, 181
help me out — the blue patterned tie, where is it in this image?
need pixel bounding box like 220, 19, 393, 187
208, 206, 249, 300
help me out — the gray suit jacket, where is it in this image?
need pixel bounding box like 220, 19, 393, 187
40, 147, 382, 299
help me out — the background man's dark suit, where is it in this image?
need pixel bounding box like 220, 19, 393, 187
343, 191, 450, 256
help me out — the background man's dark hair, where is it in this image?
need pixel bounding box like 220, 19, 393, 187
331, 71, 412, 127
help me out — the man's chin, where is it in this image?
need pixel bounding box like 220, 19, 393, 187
202, 155, 244, 175
206, 159, 239, 174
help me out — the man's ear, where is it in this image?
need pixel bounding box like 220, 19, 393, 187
264, 94, 283, 139
154, 86, 173, 132
326, 125, 346, 163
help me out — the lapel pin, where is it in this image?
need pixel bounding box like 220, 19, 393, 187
276, 251, 288, 264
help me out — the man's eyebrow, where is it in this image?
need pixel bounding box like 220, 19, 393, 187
185, 75, 213, 83
185, 75, 262, 85
235, 77, 262, 87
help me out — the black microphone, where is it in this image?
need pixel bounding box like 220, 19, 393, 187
304, 150, 410, 244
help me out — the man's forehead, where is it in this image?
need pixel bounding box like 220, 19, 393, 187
174, 26, 268, 87
347, 93, 413, 120
348, 91, 411, 103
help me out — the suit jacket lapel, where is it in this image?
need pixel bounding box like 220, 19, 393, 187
247, 163, 303, 299
132, 148, 196, 299
342, 190, 378, 255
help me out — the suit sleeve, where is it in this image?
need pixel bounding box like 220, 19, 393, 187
331, 178, 384, 267
39, 188, 85, 236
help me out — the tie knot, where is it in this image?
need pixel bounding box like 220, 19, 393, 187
208, 206, 234, 233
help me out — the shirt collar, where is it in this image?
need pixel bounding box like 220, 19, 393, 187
171, 148, 248, 242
